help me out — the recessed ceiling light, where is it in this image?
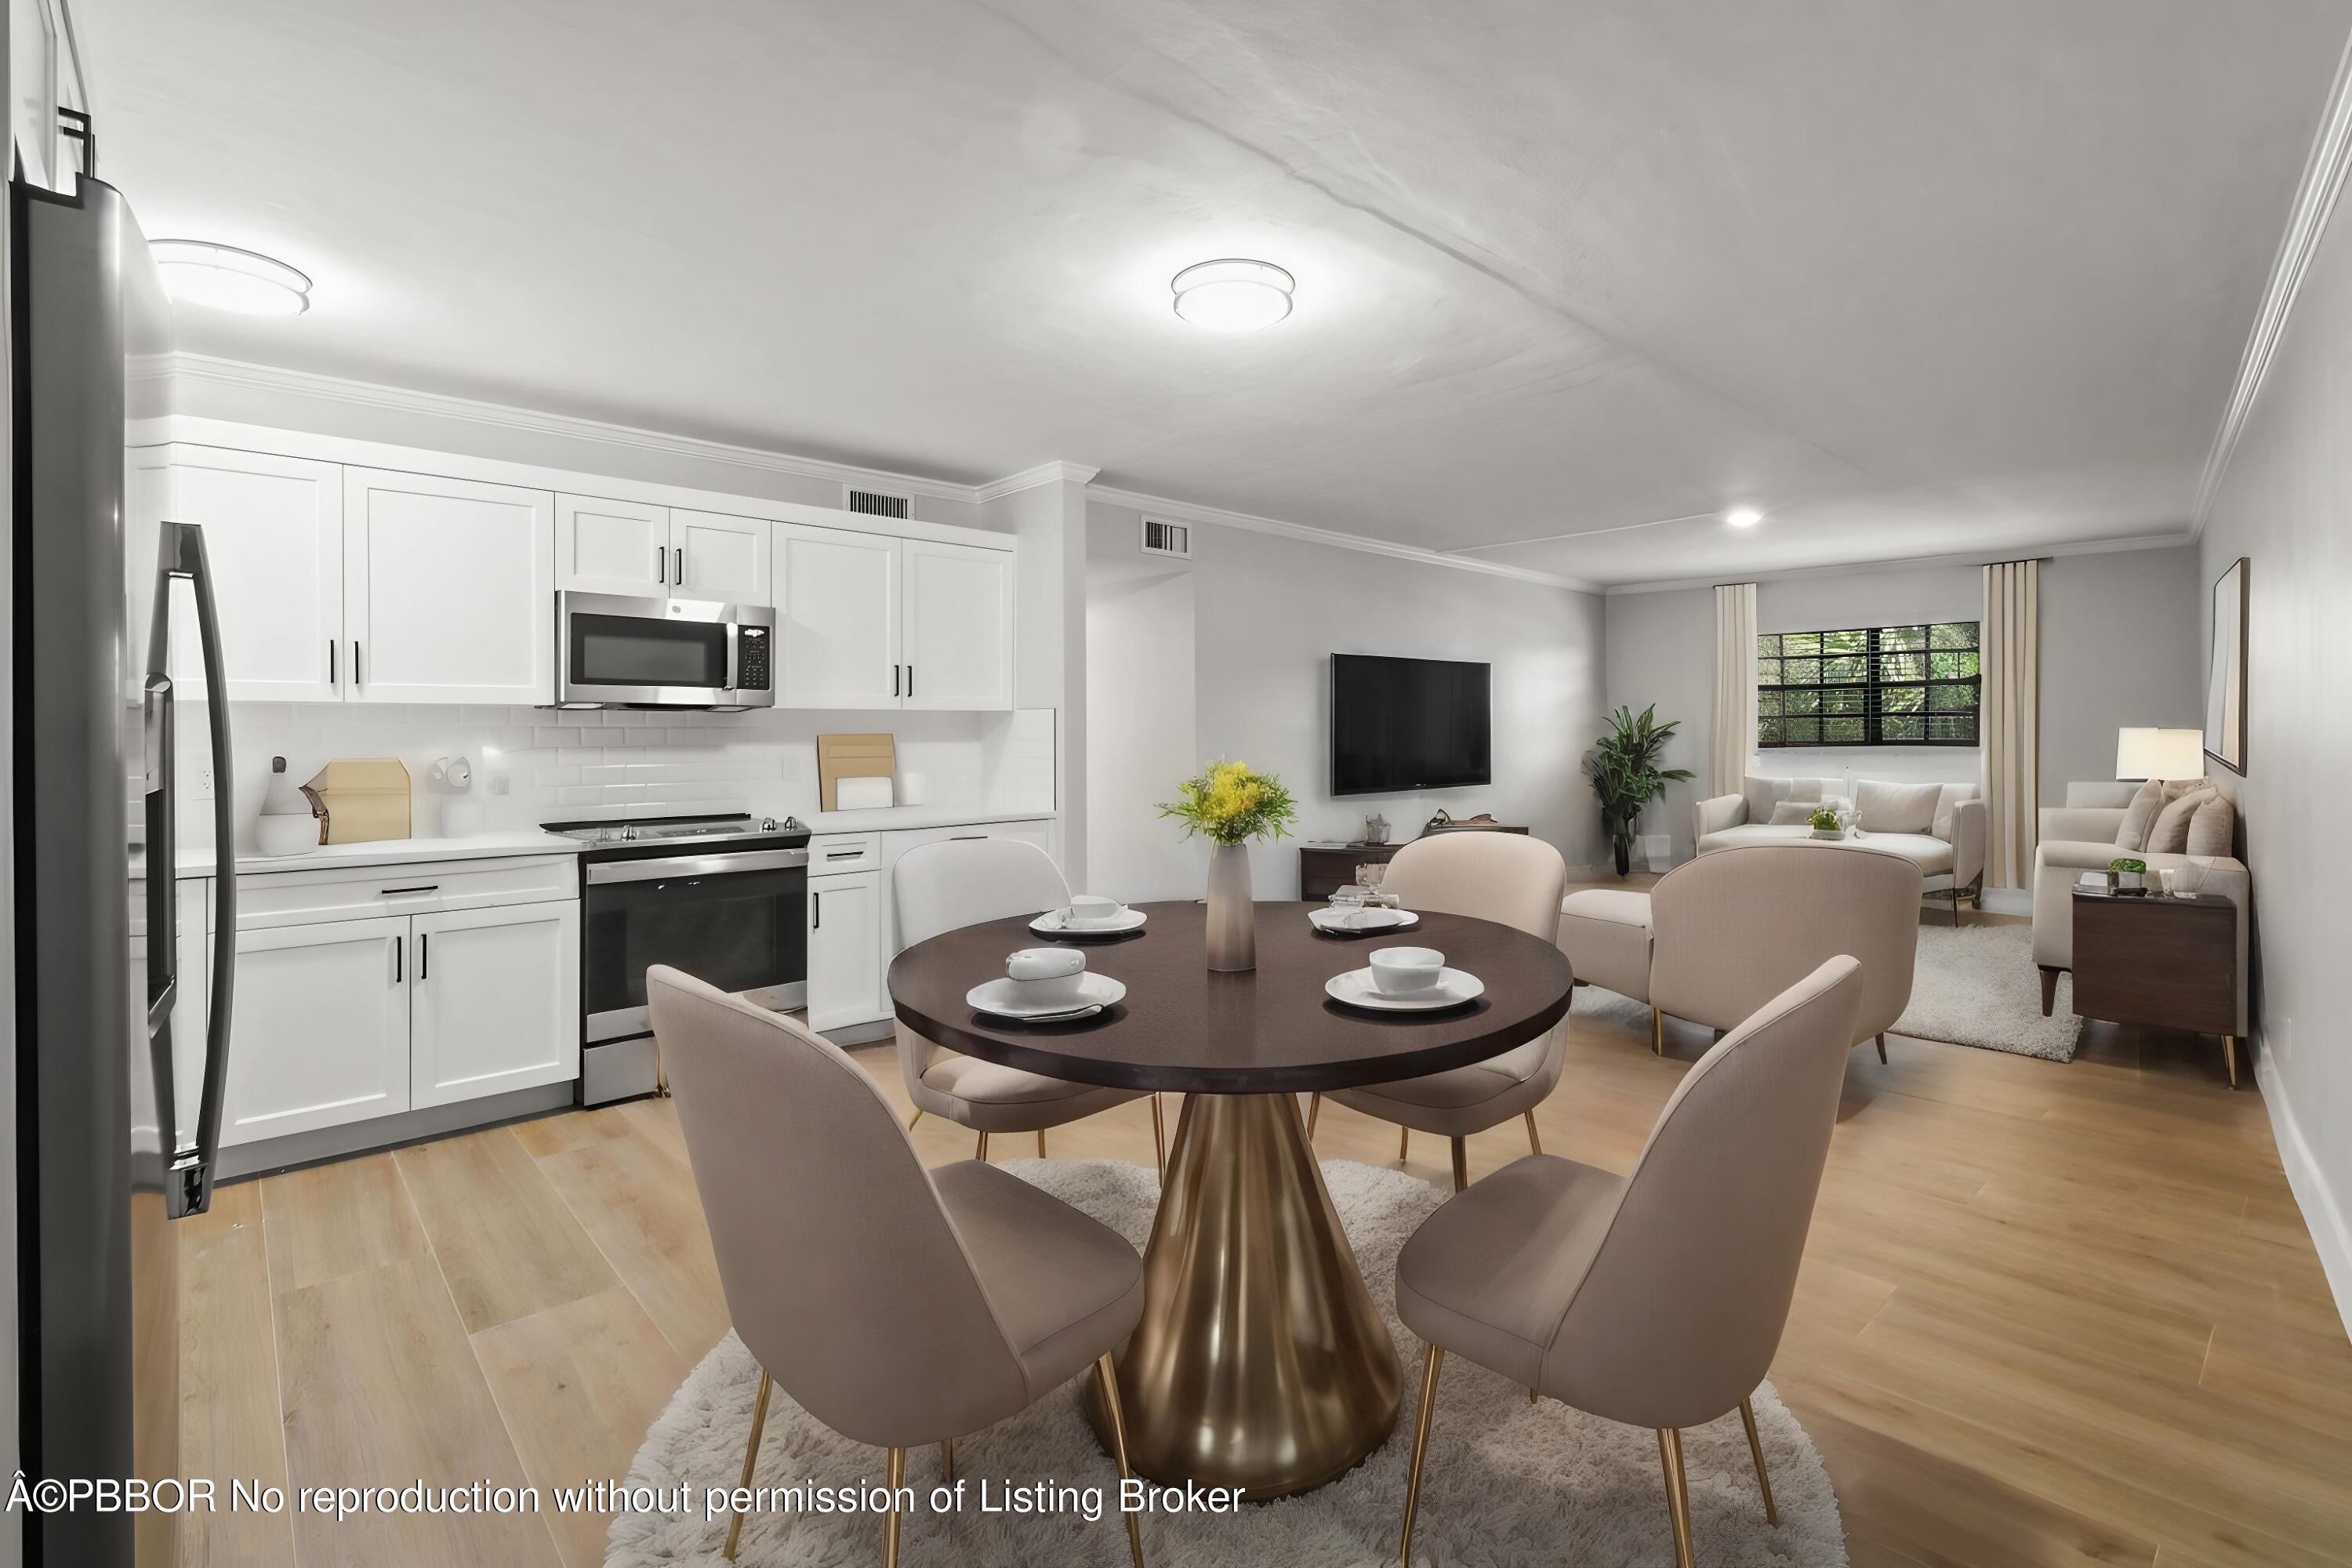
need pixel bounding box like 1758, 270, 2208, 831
151, 240, 311, 316
1171, 259, 1294, 332
1725, 506, 1763, 528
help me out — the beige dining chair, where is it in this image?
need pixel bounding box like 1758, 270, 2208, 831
894, 838, 1163, 1171
1649, 843, 1918, 1062
1312, 832, 1569, 1189
648, 966, 1149, 1568
1392, 956, 1864, 1568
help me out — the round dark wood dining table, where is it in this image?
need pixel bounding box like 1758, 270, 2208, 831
887, 899, 1573, 1498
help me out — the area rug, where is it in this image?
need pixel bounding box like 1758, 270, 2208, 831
607, 1158, 1844, 1567
1570, 923, 2082, 1063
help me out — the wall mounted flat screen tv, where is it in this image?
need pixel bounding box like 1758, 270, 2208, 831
1330, 654, 1493, 796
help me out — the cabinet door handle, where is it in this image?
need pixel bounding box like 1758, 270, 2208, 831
825, 849, 862, 860
906, 664, 914, 699
673, 547, 684, 585
379, 884, 438, 895
656, 545, 666, 585
812, 890, 822, 930
328, 639, 336, 686
891, 664, 899, 697
419, 931, 429, 980
351, 641, 361, 687
393, 934, 402, 984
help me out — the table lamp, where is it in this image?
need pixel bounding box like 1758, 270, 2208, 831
2115, 728, 2205, 781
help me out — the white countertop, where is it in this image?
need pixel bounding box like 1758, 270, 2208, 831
800, 806, 1057, 835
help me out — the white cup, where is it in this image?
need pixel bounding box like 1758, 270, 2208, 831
1005, 946, 1087, 1005
1064, 894, 1127, 927
1368, 946, 1445, 996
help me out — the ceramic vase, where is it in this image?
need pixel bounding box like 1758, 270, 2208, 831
1205, 842, 1256, 972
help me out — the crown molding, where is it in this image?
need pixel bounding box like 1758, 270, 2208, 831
2194, 28, 2352, 535
976, 460, 1101, 501
156, 352, 985, 503
1602, 530, 2196, 596
1084, 485, 1602, 593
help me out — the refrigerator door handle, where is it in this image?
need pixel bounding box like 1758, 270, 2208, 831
154, 521, 238, 1219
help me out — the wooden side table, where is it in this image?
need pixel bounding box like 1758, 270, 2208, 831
2066, 887, 2241, 1086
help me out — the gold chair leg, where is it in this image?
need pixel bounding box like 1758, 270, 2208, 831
882, 1446, 906, 1568
1523, 1109, 1541, 1156
1037, 1129, 1047, 1158
975, 1131, 989, 1162
1399, 1345, 1444, 1567
2224, 1033, 2240, 1088
724, 1370, 774, 1562
1738, 1395, 1778, 1526
1449, 1136, 1468, 1193
1305, 1091, 1321, 1139
906, 1108, 923, 1131
1094, 1354, 1146, 1568
1150, 1094, 1167, 1178
1399, 1126, 1410, 1161
1657, 1428, 1695, 1568
1652, 1007, 1664, 1056
1875, 1032, 1888, 1065
941, 1436, 956, 1485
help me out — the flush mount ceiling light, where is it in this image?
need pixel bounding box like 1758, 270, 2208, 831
1171, 259, 1294, 332
1724, 506, 1763, 528
151, 240, 311, 316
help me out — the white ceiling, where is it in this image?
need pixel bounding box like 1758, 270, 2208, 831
81, 0, 2352, 585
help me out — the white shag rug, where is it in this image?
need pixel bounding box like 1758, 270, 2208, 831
608, 1158, 1844, 1567
1572, 920, 2082, 1063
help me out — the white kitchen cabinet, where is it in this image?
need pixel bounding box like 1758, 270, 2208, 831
408, 901, 580, 1109
128, 445, 344, 702
216, 915, 412, 1147
556, 493, 670, 597
673, 509, 772, 604
900, 538, 1017, 710
343, 467, 555, 704
774, 522, 902, 708
807, 870, 885, 1031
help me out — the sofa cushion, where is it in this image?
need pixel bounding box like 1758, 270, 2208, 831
1847, 832, 1954, 874
1856, 779, 1941, 834
2114, 779, 2165, 850
1766, 800, 1825, 826
1555, 890, 1653, 1002
1932, 782, 1978, 840
1694, 823, 1954, 875
2187, 791, 2234, 858
2147, 788, 2215, 855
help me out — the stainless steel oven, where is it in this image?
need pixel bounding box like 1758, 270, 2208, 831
546, 813, 811, 1103
555, 590, 776, 709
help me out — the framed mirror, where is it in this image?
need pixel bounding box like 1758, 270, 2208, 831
2205, 557, 2248, 774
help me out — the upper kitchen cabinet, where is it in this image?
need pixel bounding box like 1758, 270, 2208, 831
673, 509, 772, 604
899, 538, 1016, 710
343, 468, 555, 704
128, 445, 344, 702
556, 492, 670, 597
771, 521, 1016, 710
774, 521, 902, 708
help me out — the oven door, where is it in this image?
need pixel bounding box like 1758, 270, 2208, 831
556, 590, 775, 708
583, 849, 809, 1043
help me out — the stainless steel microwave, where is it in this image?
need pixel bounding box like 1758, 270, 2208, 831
554, 591, 777, 709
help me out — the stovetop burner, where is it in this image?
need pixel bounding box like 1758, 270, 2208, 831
540, 811, 811, 851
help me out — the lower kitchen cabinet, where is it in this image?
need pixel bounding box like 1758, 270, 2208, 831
218, 915, 413, 1146
807, 870, 884, 1033
408, 901, 581, 1109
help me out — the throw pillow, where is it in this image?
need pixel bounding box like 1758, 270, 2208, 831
2186, 790, 2235, 858
1932, 782, 1978, 840
1855, 779, 1942, 835
2114, 779, 2165, 850
1741, 776, 1792, 826
1768, 800, 1823, 826
2147, 789, 2214, 855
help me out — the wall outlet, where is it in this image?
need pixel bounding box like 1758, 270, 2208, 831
487, 771, 510, 797
779, 753, 804, 782
192, 757, 214, 800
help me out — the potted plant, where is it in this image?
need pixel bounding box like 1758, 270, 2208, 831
2107, 855, 2148, 895
1585, 705, 1696, 877
1160, 759, 1299, 971
1807, 804, 1845, 840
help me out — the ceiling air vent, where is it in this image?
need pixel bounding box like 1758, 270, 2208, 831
845, 487, 912, 520
1142, 517, 1192, 559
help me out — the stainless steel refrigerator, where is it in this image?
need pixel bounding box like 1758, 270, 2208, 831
12, 171, 235, 1566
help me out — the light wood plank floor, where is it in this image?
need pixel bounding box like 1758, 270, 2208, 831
176, 905, 2352, 1568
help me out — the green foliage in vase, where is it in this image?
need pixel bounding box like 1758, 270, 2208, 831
1159, 760, 1299, 847
1585, 705, 1695, 869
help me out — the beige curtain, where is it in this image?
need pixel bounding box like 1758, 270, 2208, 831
1710, 583, 1758, 797
1981, 560, 2041, 888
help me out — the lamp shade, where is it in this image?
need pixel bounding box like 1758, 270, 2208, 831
2115, 728, 2204, 780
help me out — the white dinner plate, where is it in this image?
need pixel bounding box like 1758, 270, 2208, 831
1029, 907, 1149, 937
1324, 967, 1485, 1013
967, 971, 1127, 1020
1308, 906, 1421, 936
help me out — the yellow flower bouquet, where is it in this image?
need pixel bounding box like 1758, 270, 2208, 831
1158, 759, 1299, 847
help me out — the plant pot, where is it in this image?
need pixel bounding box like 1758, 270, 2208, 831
1612, 838, 1632, 877
1205, 842, 1257, 972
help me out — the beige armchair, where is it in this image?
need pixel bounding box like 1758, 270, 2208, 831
2030, 782, 2251, 1031
648, 966, 1149, 1568
1393, 956, 1865, 1568
1316, 832, 1570, 1189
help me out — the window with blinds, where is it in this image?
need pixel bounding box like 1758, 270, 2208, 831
1757, 622, 1980, 747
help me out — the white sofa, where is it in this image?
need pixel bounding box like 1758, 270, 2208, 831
1693, 775, 1987, 923
2031, 782, 2250, 1031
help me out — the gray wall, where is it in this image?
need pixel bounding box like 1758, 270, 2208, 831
1603, 546, 2203, 862
2198, 164, 2352, 1320
1086, 502, 1609, 898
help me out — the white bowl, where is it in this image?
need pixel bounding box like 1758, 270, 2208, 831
1065, 894, 1127, 927
1368, 946, 1445, 996
1005, 946, 1087, 1005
